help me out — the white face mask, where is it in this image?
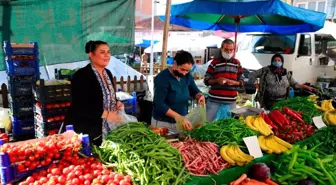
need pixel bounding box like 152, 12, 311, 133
222, 51, 233, 60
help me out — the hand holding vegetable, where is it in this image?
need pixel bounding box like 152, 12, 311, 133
116, 101, 124, 111
176, 116, 194, 131
195, 93, 205, 105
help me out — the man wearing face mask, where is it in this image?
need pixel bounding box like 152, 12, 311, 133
248, 53, 315, 110
204, 39, 244, 122
152, 51, 205, 132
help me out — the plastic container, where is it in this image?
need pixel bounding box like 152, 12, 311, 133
119, 92, 137, 115
9, 96, 34, 116
8, 76, 37, 96
81, 134, 92, 156
33, 79, 71, 103
6, 59, 40, 76
11, 116, 34, 136
3, 41, 39, 56
34, 117, 63, 138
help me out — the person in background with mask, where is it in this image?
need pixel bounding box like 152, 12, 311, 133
152, 51, 205, 132
248, 53, 315, 110
204, 39, 244, 122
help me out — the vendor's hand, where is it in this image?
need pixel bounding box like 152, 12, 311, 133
116, 101, 124, 111
217, 77, 228, 85
107, 111, 122, 123
195, 93, 205, 105
302, 85, 316, 92
226, 79, 239, 86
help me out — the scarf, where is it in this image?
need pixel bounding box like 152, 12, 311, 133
91, 63, 117, 139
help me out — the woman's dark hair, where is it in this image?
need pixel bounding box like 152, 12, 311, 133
271, 53, 284, 65
174, 50, 195, 66
85, 40, 108, 54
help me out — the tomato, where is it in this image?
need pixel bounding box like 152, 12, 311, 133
58, 176, 66, 184
101, 175, 110, 183
124, 175, 132, 182
51, 168, 61, 175
67, 172, 76, 180
26, 176, 35, 183
39, 177, 48, 183
84, 174, 93, 181
17, 164, 25, 172
84, 180, 91, 185
74, 170, 82, 176
120, 180, 131, 185
93, 170, 101, 177
72, 178, 79, 184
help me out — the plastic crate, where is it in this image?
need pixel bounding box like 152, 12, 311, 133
33, 79, 71, 103
34, 117, 63, 138
8, 76, 38, 97
6, 59, 40, 76
3, 41, 39, 57
11, 116, 34, 136
119, 92, 137, 115
34, 104, 69, 118
9, 96, 34, 116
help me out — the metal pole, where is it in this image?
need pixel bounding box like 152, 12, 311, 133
161, 0, 172, 70
149, 0, 155, 75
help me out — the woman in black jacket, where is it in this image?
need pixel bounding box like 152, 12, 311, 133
65, 40, 123, 146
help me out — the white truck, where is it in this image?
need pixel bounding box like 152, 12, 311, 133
237, 28, 336, 85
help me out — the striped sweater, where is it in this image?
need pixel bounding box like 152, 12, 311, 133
204, 57, 244, 103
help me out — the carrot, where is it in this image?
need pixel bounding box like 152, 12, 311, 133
249, 179, 269, 185
265, 178, 278, 185
232, 174, 248, 185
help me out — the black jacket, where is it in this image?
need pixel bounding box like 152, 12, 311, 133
65, 64, 115, 146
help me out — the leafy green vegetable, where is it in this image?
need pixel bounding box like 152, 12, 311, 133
187, 118, 258, 148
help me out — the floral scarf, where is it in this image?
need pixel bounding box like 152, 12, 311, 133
91, 64, 117, 139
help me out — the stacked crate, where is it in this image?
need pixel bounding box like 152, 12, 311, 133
33, 79, 71, 138
3, 41, 40, 141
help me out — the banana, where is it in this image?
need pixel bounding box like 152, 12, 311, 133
322, 100, 328, 110
264, 136, 282, 154
270, 136, 288, 152
226, 144, 247, 163
220, 145, 236, 166
234, 144, 254, 162
326, 110, 336, 125
258, 136, 273, 153
253, 116, 272, 136
245, 116, 259, 132
273, 135, 293, 149
327, 100, 335, 111
314, 104, 326, 111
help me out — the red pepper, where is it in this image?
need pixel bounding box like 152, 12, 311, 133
261, 112, 278, 130
268, 111, 283, 127
283, 107, 305, 124
272, 110, 290, 125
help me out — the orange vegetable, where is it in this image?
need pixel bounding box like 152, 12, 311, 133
265, 178, 278, 185
249, 179, 268, 185
232, 174, 248, 185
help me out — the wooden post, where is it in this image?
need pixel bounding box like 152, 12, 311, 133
113, 77, 117, 92
1, 84, 9, 108
127, 76, 131, 93
140, 76, 144, 90
134, 76, 138, 91
120, 76, 124, 91
160, 0, 172, 70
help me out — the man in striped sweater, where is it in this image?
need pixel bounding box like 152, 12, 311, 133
204, 39, 244, 122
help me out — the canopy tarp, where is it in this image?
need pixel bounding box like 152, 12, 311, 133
0, 0, 135, 71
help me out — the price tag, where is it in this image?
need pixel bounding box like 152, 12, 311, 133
243, 136, 263, 158
313, 116, 327, 129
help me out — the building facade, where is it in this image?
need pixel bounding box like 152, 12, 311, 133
293, 0, 336, 21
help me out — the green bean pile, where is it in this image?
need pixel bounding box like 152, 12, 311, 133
187, 118, 258, 148
93, 123, 189, 185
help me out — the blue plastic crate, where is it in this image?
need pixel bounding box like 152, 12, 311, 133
119, 92, 137, 115
6, 59, 40, 76
8, 76, 37, 97
3, 41, 39, 56
33, 79, 71, 103
9, 96, 34, 116
34, 117, 63, 138
11, 116, 34, 136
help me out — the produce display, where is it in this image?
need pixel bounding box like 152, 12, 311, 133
220, 143, 254, 166
268, 108, 316, 143
301, 127, 336, 155
171, 138, 229, 175
258, 135, 293, 154
188, 118, 258, 148
272, 97, 322, 124
0, 134, 81, 172
19, 154, 131, 185
314, 99, 335, 112
323, 109, 336, 126
244, 115, 273, 136
93, 123, 189, 185
272, 146, 336, 185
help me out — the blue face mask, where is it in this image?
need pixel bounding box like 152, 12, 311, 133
272, 61, 282, 68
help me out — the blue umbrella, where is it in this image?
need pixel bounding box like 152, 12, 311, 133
164, 0, 326, 34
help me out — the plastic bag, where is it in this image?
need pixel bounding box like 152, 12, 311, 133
108, 111, 138, 130
0, 108, 11, 131
190, 61, 211, 78
176, 105, 207, 131
215, 104, 231, 121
